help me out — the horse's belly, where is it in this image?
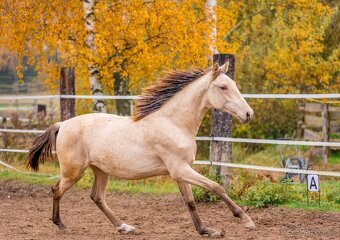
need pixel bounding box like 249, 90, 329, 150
109, 164, 169, 180
91, 153, 169, 180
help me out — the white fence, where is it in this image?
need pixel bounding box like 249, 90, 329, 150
1, 93, 340, 100
0, 94, 340, 178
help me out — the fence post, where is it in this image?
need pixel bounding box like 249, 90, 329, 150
296, 102, 305, 139
60, 68, 75, 121
322, 103, 329, 164
210, 54, 234, 188
36, 104, 46, 128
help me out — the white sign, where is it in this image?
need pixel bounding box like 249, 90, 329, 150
307, 174, 319, 192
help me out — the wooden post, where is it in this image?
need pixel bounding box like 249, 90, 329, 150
322, 103, 329, 164
60, 68, 75, 121
210, 54, 234, 188
113, 72, 131, 116
296, 102, 305, 139
37, 104, 46, 128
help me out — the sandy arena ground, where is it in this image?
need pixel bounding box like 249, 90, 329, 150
0, 180, 339, 240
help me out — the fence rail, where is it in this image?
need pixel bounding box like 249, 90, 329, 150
1, 93, 340, 101
0, 157, 339, 177
2, 129, 340, 147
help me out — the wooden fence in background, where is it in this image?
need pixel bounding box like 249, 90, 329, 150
299, 102, 340, 163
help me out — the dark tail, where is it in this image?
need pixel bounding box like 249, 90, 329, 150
26, 123, 61, 171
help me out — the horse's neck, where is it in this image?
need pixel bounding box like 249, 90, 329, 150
157, 73, 211, 136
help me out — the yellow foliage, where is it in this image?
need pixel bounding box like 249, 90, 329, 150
0, 0, 213, 95
0, 0, 338, 95
220, 0, 339, 94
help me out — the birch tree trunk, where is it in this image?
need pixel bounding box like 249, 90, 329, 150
206, 0, 218, 56
206, 1, 233, 189
83, 0, 107, 113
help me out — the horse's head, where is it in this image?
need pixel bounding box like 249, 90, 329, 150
206, 61, 253, 124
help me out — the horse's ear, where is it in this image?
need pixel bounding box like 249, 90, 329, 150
220, 60, 229, 73
212, 60, 220, 80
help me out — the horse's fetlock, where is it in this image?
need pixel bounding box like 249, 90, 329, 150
90, 194, 96, 202
90, 195, 102, 205
198, 226, 206, 234
52, 217, 61, 225
233, 209, 243, 218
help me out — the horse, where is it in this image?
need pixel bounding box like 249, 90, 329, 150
27, 60, 254, 238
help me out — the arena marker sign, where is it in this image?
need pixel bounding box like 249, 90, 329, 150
306, 174, 320, 207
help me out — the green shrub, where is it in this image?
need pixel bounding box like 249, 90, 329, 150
228, 170, 259, 199
326, 188, 340, 205
242, 180, 292, 208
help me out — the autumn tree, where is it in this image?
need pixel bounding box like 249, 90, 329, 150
0, 0, 213, 114
1, 0, 338, 139
216, 0, 339, 139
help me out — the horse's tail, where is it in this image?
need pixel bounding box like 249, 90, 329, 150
26, 122, 61, 171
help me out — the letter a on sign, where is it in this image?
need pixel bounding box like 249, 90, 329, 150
307, 175, 319, 192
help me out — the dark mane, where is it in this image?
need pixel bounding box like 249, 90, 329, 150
133, 68, 207, 121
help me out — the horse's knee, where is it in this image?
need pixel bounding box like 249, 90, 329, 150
210, 182, 225, 194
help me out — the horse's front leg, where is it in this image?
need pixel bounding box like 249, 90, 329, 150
177, 181, 224, 238
173, 165, 255, 230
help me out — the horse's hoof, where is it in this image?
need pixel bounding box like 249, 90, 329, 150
117, 223, 135, 234
200, 226, 224, 238
244, 220, 256, 230
57, 222, 68, 231
53, 219, 67, 231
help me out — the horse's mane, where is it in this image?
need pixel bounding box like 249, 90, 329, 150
133, 68, 207, 121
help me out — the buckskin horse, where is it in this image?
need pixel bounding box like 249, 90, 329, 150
27, 61, 254, 237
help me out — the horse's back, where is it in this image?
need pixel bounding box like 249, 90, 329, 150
56, 113, 133, 160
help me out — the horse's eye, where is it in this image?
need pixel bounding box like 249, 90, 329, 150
220, 86, 227, 90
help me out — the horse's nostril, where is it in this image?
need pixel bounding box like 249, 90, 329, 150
246, 112, 251, 121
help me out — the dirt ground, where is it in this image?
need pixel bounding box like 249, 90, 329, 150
0, 180, 339, 240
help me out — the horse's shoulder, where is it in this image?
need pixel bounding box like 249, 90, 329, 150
150, 124, 196, 155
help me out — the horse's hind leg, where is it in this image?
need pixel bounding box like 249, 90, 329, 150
177, 181, 224, 238
90, 165, 135, 234
51, 174, 83, 230
173, 165, 255, 229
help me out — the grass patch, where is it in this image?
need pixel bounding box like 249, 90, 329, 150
329, 151, 340, 164
282, 200, 340, 212
0, 170, 58, 186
